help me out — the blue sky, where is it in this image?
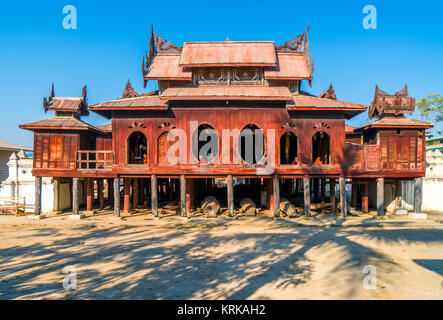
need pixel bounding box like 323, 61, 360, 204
0, 0, 442, 148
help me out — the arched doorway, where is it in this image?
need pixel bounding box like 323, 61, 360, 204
280, 132, 298, 165
127, 131, 147, 164
192, 124, 219, 163
312, 131, 330, 165
238, 124, 265, 165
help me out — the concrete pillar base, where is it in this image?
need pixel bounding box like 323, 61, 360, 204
68, 214, 86, 220
408, 212, 427, 219
394, 208, 408, 215
28, 215, 47, 220
83, 210, 98, 215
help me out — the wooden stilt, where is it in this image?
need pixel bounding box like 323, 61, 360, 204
99, 179, 105, 209
339, 177, 347, 217
330, 179, 336, 214
313, 178, 319, 203
362, 182, 369, 213
151, 175, 158, 217
227, 175, 234, 217
124, 178, 131, 213
34, 177, 42, 215
133, 178, 139, 210
109, 179, 114, 205
414, 178, 422, 213
351, 182, 357, 209
303, 177, 311, 216
180, 175, 186, 217
52, 178, 59, 213
86, 178, 93, 211
267, 179, 274, 215
72, 178, 79, 215
377, 177, 384, 216
273, 175, 280, 217
113, 178, 120, 217
321, 178, 326, 203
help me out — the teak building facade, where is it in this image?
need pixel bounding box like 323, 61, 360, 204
20, 26, 433, 218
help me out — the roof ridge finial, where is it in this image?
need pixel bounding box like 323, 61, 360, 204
121, 79, 139, 99
43, 83, 55, 113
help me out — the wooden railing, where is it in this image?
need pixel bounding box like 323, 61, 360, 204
346, 143, 380, 171
0, 197, 26, 216
76, 151, 114, 170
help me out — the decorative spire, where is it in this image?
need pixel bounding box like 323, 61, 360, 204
368, 84, 415, 119
142, 24, 182, 88
319, 83, 337, 100
43, 83, 55, 113
226, 36, 230, 41
121, 79, 139, 99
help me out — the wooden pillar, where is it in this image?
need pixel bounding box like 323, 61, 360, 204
113, 178, 120, 217
52, 178, 59, 213
72, 178, 79, 215
227, 175, 234, 217
273, 175, 280, 217
86, 179, 93, 211
351, 182, 357, 209
362, 182, 369, 213
186, 179, 194, 218
414, 177, 422, 213
313, 178, 319, 203
377, 177, 384, 216
268, 179, 274, 215
303, 177, 311, 216
180, 175, 186, 217
339, 177, 347, 217
133, 178, 139, 210
124, 178, 131, 213
34, 176, 42, 215
169, 179, 174, 202
321, 178, 326, 203
330, 179, 336, 214
109, 179, 114, 205
151, 175, 158, 217
98, 179, 105, 209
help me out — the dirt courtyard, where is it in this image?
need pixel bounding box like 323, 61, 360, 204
0, 210, 442, 300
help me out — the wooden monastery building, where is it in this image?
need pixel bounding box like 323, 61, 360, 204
20, 26, 433, 218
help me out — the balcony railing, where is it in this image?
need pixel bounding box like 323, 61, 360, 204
76, 151, 114, 170
346, 143, 380, 171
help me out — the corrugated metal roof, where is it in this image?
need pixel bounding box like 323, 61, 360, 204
264, 52, 311, 79
356, 117, 433, 131
145, 53, 192, 80
160, 86, 291, 101
89, 95, 168, 109
0, 141, 32, 152
288, 94, 367, 110
19, 117, 104, 133
179, 42, 277, 67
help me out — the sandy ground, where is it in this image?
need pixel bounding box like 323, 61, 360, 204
0, 209, 442, 300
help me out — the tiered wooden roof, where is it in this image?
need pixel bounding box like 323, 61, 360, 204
368, 84, 415, 119
160, 86, 291, 101
142, 25, 314, 87
43, 84, 89, 116
19, 116, 105, 133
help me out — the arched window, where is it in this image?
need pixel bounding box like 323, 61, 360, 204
157, 131, 175, 164
127, 131, 147, 164
238, 124, 265, 165
280, 132, 298, 165
192, 124, 219, 163
312, 131, 330, 165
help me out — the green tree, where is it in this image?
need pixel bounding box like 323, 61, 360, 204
417, 94, 443, 122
